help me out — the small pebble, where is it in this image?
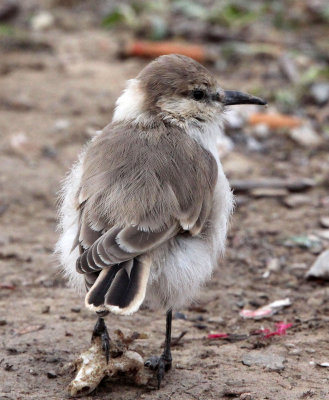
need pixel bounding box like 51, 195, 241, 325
250, 188, 288, 198
310, 82, 329, 105
0, 319, 7, 326
283, 194, 312, 208
208, 316, 224, 324
70, 307, 81, 313
4, 363, 14, 371
194, 323, 207, 330
242, 351, 286, 371
307, 297, 323, 307
289, 123, 322, 148
29, 368, 37, 376
31, 11, 54, 31
174, 312, 186, 320
54, 119, 70, 131
2, 385, 11, 393
47, 371, 57, 379
41, 305, 50, 314
320, 217, 329, 228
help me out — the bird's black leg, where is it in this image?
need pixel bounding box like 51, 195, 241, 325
91, 313, 110, 363
145, 309, 172, 389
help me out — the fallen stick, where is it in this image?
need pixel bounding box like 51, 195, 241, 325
248, 113, 302, 129
230, 178, 316, 192
120, 40, 211, 63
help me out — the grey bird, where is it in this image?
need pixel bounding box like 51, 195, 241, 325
56, 54, 266, 387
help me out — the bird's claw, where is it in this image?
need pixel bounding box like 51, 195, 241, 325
92, 317, 111, 363
144, 354, 172, 389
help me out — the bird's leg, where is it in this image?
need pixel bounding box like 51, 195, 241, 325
145, 309, 172, 389
91, 313, 110, 363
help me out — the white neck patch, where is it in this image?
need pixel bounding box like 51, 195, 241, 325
112, 79, 145, 123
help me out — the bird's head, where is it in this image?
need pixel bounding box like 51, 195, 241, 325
113, 54, 266, 127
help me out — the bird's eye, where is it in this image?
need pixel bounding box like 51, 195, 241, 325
192, 89, 205, 101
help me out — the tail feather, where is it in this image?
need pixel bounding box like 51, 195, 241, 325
85, 257, 150, 315
85, 265, 121, 309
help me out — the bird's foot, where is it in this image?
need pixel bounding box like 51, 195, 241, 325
144, 354, 172, 389
92, 317, 110, 363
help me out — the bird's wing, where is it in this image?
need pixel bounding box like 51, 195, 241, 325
76, 213, 179, 315
76, 223, 179, 274
72, 122, 218, 315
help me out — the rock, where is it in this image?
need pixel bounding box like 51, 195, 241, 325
31, 11, 54, 31
70, 307, 81, 313
250, 188, 288, 198
307, 296, 323, 307
310, 83, 329, 105
283, 235, 322, 253
47, 371, 57, 379
253, 123, 270, 139
306, 250, 329, 280
41, 305, 50, 314
320, 217, 329, 228
208, 316, 224, 324
242, 351, 286, 371
29, 368, 37, 376
246, 136, 263, 152
267, 258, 280, 272
4, 95, 34, 111
289, 123, 322, 148
262, 257, 281, 278
314, 230, 329, 241
0, 319, 7, 325
240, 394, 252, 400
283, 194, 312, 208
9, 132, 40, 157
223, 153, 258, 176
42, 145, 57, 159
2, 385, 11, 393
54, 119, 70, 131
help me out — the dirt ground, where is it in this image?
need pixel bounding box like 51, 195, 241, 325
1, 4, 329, 400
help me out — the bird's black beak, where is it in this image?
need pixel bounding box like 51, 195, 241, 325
224, 90, 267, 106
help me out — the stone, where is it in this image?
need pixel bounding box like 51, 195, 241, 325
306, 250, 329, 280
54, 119, 70, 131
242, 351, 286, 371
289, 123, 322, 148
310, 83, 329, 105
253, 123, 270, 139
250, 188, 288, 198
320, 217, 329, 228
208, 316, 224, 324
41, 305, 50, 314
47, 371, 57, 379
314, 230, 329, 241
283, 194, 312, 208
223, 152, 258, 176
307, 297, 323, 307
31, 11, 54, 31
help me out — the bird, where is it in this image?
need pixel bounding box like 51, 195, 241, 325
56, 54, 266, 388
